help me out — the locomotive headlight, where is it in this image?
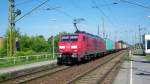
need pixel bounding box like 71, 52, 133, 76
59, 46, 65, 49
71, 45, 78, 49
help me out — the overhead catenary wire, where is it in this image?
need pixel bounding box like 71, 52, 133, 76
120, 0, 150, 10
102, 0, 119, 24
102, 0, 119, 38
120, 0, 149, 39
36, 0, 89, 31
91, 0, 107, 19
68, 0, 100, 32
36, 0, 76, 19
15, 0, 49, 23
68, 0, 88, 17
55, 9, 75, 19
123, 0, 150, 27
91, 0, 117, 32
15, 0, 35, 6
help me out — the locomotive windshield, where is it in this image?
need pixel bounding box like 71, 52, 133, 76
61, 35, 78, 42
61, 36, 69, 42
70, 35, 78, 41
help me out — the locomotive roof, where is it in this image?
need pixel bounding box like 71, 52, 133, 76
77, 31, 103, 39
60, 31, 103, 39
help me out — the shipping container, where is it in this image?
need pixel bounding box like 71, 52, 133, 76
113, 42, 116, 49
123, 44, 127, 48
104, 38, 113, 51
115, 42, 122, 49
119, 43, 122, 49
115, 42, 119, 49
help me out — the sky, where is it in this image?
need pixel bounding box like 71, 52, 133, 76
0, 0, 150, 44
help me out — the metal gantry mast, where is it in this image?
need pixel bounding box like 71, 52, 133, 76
8, 0, 15, 56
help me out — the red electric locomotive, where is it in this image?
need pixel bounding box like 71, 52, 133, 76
57, 32, 106, 64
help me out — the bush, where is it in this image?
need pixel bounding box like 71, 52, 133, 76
145, 54, 150, 61
0, 48, 6, 57
16, 50, 33, 56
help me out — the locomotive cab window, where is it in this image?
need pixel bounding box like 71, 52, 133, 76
83, 36, 85, 41
70, 35, 78, 41
61, 36, 69, 42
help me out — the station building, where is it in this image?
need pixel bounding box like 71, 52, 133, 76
0, 37, 3, 49
144, 34, 150, 54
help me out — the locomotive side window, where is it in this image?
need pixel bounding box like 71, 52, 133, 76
70, 35, 78, 41
61, 36, 69, 42
83, 36, 85, 41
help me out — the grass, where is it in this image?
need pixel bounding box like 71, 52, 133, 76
145, 54, 150, 62
123, 50, 132, 61
0, 55, 58, 68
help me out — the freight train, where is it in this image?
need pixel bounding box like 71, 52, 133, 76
57, 31, 128, 65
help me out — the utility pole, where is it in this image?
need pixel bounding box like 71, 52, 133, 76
8, 0, 15, 56
6, 37, 9, 56
98, 24, 100, 36
52, 36, 55, 59
7, 0, 48, 56
139, 25, 141, 44
115, 32, 117, 41
102, 17, 105, 38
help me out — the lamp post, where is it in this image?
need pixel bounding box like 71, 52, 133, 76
38, 7, 59, 59
6, 37, 9, 56
48, 19, 56, 59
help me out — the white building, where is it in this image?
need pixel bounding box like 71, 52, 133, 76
144, 34, 150, 54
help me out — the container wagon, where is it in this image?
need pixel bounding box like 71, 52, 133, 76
104, 38, 114, 53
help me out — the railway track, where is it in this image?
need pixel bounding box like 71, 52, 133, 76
25, 50, 127, 84
0, 65, 70, 84
1, 50, 128, 84
69, 51, 127, 84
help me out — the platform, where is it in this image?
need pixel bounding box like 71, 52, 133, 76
113, 55, 150, 84
0, 60, 57, 81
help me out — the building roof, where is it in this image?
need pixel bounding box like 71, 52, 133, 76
144, 34, 150, 40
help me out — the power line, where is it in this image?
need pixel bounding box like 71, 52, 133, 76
15, 0, 35, 6
68, 0, 87, 17
120, 0, 150, 10
68, 0, 103, 32
55, 9, 75, 19
15, 0, 49, 23
133, 0, 150, 23
91, 0, 107, 19
102, 0, 121, 39
102, 0, 119, 24
91, 0, 117, 29
36, 0, 75, 19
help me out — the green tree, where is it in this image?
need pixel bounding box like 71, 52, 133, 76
19, 34, 32, 51
2, 29, 70, 56
0, 48, 7, 57
47, 34, 60, 53
32, 35, 49, 52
